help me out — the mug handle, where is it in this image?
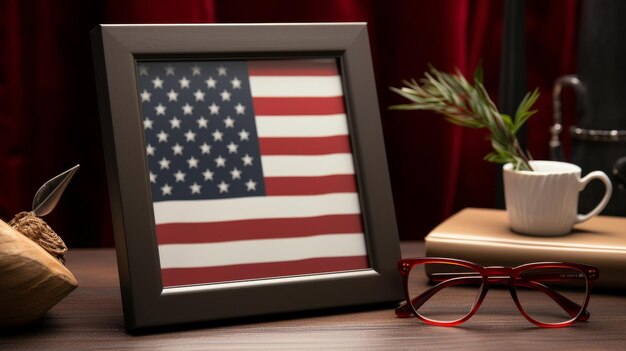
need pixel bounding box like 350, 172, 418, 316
576, 171, 613, 224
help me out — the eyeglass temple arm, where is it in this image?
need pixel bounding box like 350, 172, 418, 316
395, 275, 589, 321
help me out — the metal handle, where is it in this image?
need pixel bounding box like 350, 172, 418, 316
552, 75, 626, 148
551, 75, 588, 161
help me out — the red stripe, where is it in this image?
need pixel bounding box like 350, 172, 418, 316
161, 256, 369, 287
248, 60, 339, 76
265, 175, 358, 196
258, 135, 351, 155
252, 97, 345, 115
156, 214, 363, 245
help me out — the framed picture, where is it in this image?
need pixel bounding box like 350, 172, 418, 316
91, 23, 402, 331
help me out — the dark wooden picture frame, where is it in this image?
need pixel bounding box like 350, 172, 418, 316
91, 23, 402, 331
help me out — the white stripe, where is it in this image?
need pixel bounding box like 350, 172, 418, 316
261, 154, 354, 177
249, 76, 343, 97
153, 193, 360, 224
255, 114, 349, 137
158, 233, 367, 269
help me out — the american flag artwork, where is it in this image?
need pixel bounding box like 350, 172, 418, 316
136, 58, 369, 288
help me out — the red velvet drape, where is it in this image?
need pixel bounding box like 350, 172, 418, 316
0, 0, 578, 247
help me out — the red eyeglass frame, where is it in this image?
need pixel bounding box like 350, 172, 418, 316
396, 257, 599, 328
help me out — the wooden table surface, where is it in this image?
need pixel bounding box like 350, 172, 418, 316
2, 242, 625, 350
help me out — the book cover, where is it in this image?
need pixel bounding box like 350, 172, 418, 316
425, 208, 626, 290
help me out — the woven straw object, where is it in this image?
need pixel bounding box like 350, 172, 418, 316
0, 215, 78, 327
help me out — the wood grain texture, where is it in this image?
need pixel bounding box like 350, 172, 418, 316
0, 219, 77, 327
1, 243, 625, 350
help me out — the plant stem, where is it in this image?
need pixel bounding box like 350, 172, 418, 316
513, 139, 533, 171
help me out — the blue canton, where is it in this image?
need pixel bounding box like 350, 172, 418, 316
137, 61, 266, 202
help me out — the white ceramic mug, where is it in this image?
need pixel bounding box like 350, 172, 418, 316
503, 160, 612, 236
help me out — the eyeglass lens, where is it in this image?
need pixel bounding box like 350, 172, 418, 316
515, 266, 587, 324
407, 263, 482, 323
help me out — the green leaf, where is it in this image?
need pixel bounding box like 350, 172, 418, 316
500, 114, 514, 130
388, 104, 421, 110
445, 116, 483, 129
513, 88, 540, 133
484, 151, 513, 164
473, 62, 484, 84
389, 87, 425, 104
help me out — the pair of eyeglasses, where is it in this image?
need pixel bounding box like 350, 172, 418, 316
396, 257, 599, 328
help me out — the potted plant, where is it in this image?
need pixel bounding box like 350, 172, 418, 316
390, 66, 611, 236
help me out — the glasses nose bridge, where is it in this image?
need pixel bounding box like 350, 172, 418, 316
484, 266, 513, 277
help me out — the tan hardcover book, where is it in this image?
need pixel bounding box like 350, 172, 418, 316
425, 208, 626, 290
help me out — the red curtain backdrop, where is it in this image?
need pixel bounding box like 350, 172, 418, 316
0, 0, 578, 247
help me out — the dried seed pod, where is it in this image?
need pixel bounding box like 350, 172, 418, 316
0, 218, 78, 327
9, 211, 68, 263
